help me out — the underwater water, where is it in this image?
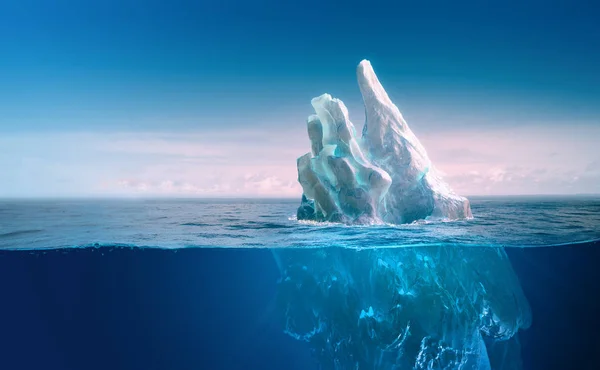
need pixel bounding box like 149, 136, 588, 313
1, 196, 599, 369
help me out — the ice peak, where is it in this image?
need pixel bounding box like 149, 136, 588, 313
357, 60, 394, 108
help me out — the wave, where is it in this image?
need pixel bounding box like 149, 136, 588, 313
0, 229, 43, 238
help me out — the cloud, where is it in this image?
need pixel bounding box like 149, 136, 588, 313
1, 122, 599, 197
443, 164, 599, 195
112, 174, 301, 197
417, 124, 600, 195
585, 160, 600, 173
430, 148, 499, 164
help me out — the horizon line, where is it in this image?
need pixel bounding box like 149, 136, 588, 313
1, 193, 599, 201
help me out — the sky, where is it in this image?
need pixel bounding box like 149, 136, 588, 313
1, 0, 599, 197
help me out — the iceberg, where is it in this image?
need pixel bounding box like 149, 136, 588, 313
296, 60, 472, 225
275, 61, 530, 369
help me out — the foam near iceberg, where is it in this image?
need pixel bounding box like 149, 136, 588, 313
297, 60, 472, 225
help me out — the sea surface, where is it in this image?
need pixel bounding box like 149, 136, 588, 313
1, 196, 599, 370
1, 196, 599, 250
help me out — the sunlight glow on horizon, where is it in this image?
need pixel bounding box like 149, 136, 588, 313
2, 119, 599, 198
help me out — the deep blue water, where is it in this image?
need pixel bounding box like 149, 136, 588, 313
1, 197, 599, 369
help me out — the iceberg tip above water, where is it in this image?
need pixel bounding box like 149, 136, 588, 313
297, 60, 472, 225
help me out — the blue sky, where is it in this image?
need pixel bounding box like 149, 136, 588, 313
1, 0, 599, 197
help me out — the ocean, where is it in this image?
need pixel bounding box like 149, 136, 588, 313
1, 196, 599, 370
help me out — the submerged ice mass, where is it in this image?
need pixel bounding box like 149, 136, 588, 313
297, 60, 472, 224
275, 246, 531, 370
